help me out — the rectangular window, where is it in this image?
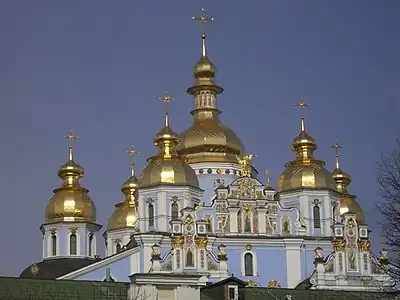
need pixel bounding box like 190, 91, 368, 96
228, 286, 238, 300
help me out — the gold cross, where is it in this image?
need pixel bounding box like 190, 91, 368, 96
294, 97, 309, 114
330, 141, 343, 169
330, 141, 343, 157
159, 91, 175, 114
64, 130, 79, 161
294, 97, 310, 131
192, 8, 214, 37
127, 145, 139, 176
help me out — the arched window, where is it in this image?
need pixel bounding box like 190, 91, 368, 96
313, 205, 321, 228
186, 249, 194, 267
88, 233, 93, 257
70, 233, 77, 255
51, 234, 57, 256
244, 253, 254, 276
171, 202, 179, 221
116, 242, 122, 253
148, 203, 154, 228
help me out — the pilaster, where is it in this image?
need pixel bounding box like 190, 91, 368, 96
284, 238, 303, 288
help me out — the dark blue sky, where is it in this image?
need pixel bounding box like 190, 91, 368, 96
0, 1, 399, 276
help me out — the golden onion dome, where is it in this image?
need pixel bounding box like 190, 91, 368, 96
340, 194, 365, 225
107, 148, 139, 231
139, 95, 200, 189
277, 115, 337, 192
45, 131, 96, 223
330, 142, 352, 193
330, 143, 365, 224
176, 43, 244, 163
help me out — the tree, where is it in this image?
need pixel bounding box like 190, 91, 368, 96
377, 138, 400, 281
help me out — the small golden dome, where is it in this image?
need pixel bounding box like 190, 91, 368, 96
108, 146, 140, 231
107, 177, 139, 231
330, 143, 365, 224
45, 131, 96, 223
330, 142, 351, 193
193, 55, 216, 79
340, 194, 365, 225
332, 168, 351, 193
278, 115, 336, 192
140, 95, 199, 189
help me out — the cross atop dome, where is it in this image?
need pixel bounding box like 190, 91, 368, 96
64, 129, 79, 161
192, 8, 214, 57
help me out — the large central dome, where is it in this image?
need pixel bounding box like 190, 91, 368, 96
177, 109, 244, 164
176, 44, 244, 163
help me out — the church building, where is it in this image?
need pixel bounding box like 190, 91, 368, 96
18, 7, 394, 300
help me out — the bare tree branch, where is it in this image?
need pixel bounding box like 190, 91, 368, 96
377, 138, 400, 280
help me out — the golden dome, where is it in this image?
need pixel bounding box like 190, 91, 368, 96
108, 146, 140, 231
340, 194, 365, 225
45, 131, 96, 223
277, 115, 336, 192
139, 95, 200, 189
330, 143, 365, 224
177, 112, 245, 164
193, 55, 216, 79
177, 13, 244, 164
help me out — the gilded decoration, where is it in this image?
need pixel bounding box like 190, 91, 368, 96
246, 280, 257, 287
237, 178, 255, 199
69, 227, 77, 234
171, 196, 179, 203
151, 249, 161, 259
312, 198, 321, 205
195, 237, 208, 249
357, 239, 370, 252
146, 198, 153, 204
245, 244, 252, 251
267, 280, 281, 288
30, 264, 40, 277
333, 238, 346, 251
237, 154, 255, 177
171, 236, 184, 249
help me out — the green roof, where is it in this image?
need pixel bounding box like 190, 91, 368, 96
0, 277, 128, 300
242, 287, 399, 300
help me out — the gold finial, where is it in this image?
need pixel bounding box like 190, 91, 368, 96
294, 97, 309, 132
126, 145, 139, 177
159, 91, 175, 127
64, 129, 79, 161
330, 141, 343, 169
265, 169, 271, 187
192, 8, 214, 57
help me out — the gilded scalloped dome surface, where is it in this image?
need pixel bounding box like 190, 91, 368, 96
139, 157, 199, 188
107, 202, 136, 231
46, 187, 96, 223
277, 161, 337, 192
177, 121, 244, 157
45, 160, 96, 223
340, 195, 365, 224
